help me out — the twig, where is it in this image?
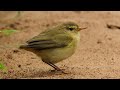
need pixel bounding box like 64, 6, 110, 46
107, 24, 120, 29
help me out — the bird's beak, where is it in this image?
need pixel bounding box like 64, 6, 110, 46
78, 27, 87, 31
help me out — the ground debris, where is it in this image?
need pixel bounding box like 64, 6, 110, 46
106, 24, 120, 29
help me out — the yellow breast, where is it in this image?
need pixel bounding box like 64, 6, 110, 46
39, 33, 80, 64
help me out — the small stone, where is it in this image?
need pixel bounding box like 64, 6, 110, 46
8, 23, 16, 29
46, 24, 50, 27
13, 49, 19, 53
18, 65, 21, 68
108, 38, 112, 40
111, 58, 114, 60
97, 40, 102, 44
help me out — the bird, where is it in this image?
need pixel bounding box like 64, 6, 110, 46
19, 22, 86, 73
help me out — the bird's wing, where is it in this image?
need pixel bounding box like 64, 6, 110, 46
24, 33, 73, 50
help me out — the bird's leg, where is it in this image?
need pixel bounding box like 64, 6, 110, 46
44, 61, 67, 74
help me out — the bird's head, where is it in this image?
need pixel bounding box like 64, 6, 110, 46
62, 22, 87, 33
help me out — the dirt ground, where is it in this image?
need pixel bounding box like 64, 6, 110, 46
0, 11, 120, 79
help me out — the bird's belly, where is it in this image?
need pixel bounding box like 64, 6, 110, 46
39, 44, 76, 64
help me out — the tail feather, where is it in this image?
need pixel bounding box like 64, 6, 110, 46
19, 44, 37, 52
19, 44, 28, 49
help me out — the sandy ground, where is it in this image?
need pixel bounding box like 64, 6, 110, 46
0, 11, 120, 79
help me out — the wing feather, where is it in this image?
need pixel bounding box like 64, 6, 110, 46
21, 29, 73, 50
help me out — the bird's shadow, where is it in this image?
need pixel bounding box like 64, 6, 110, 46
23, 69, 69, 78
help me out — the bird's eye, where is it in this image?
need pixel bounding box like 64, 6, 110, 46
67, 26, 76, 31
69, 27, 74, 31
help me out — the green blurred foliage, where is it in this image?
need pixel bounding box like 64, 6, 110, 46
0, 29, 18, 36
0, 61, 8, 73
0, 63, 5, 70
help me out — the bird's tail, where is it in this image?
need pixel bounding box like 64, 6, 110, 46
19, 44, 36, 52
19, 44, 28, 49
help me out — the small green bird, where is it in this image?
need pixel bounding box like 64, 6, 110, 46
20, 22, 86, 73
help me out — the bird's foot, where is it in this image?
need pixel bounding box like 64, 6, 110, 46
50, 69, 69, 74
